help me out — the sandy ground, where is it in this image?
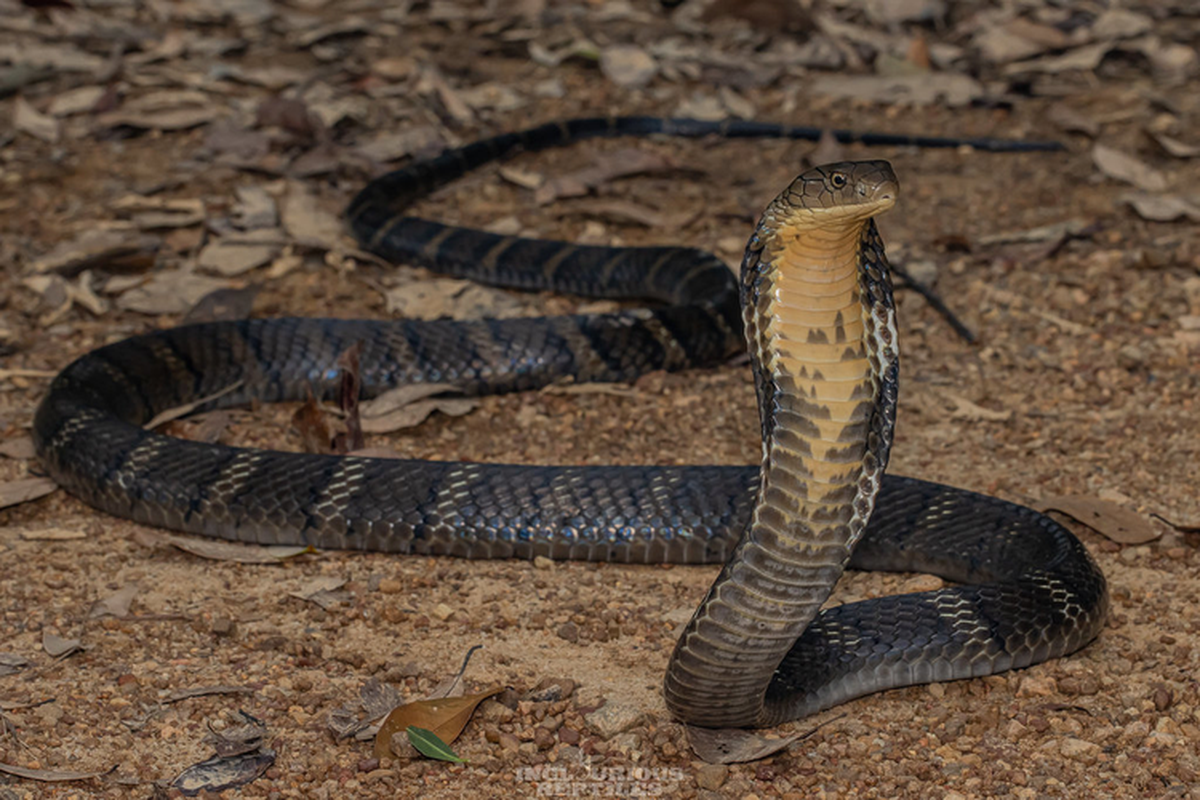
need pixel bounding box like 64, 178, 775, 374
2, 1, 1199, 798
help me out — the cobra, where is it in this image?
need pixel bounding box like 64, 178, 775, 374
34, 118, 1108, 728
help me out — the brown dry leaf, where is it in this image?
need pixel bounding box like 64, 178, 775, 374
197, 237, 280, 277
0, 653, 30, 678
1035, 496, 1160, 545
164, 685, 255, 704
329, 679, 404, 740
132, 529, 311, 563
381, 278, 523, 320
374, 686, 504, 759
556, 199, 666, 228
1047, 105, 1099, 138
941, 393, 1011, 422
0, 42, 105, 73
0, 436, 35, 460
145, 381, 243, 430
42, 630, 82, 658
426, 70, 475, 126
114, 196, 206, 230
13, 96, 59, 143
182, 410, 233, 445
30, 229, 160, 276
535, 148, 680, 204
89, 584, 140, 619
292, 394, 337, 455
1091, 9, 1153, 40
99, 105, 222, 132
0, 368, 57, 380
360, 383, 477, 434
280, 182, 344, 251
357, 126, 446, 163
0, 762, 110, 783
600, 44, 657, 88
288, 576, 348, 610
1120, 192, 1200, 223
497, 165, 543, 190
1091, 144, 1169, 192
183, 287, 261, 325
1003, 42, 1110, 76
17, 526, 86, 541
117, 270, 235, 315
686, 726, 807, 764
0, 477, 58, 511
810, 73, 983, 107
203, 713, 269, 758
336, 343, 365, 452
1148, 131, 1200, 159
172, 750, 275, 796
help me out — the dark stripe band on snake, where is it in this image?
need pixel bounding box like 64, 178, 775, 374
33, 117, 1108, 729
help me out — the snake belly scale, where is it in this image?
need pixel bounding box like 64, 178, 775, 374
33, 117, 1108, 728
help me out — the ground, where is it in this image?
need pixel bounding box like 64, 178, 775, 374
1, 1, 1199, 798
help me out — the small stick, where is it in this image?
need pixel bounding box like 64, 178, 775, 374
890, 263, 977, 344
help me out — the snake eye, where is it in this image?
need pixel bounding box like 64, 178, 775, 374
830, 172, 848, 189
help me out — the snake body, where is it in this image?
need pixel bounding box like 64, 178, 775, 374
34, 117, 1107, 728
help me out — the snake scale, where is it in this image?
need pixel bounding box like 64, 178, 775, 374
34, 117, 1108, 728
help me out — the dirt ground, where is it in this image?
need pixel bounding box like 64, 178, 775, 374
2, 1, 1199, 798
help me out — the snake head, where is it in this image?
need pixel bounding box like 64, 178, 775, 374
762, 160, 899, 234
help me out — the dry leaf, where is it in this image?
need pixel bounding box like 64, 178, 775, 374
556, 199, 666, 228
0, 762, 109, 782
42, 630, 82, 658
183, 286, 261, 325
329, 679, 404, 740
117, 270, 235, 315
288, 576, 348, 610
686, 726, 807, 764
132, 529, 311, 563
203, 713, 268, 757
145, 381, 243, 429
30, 229, 161, 276
1120, 192, 1200, 222
0, 653, 30, 678
89, 584, 140, 619
1047, 105, 1099, 138
810, 73, 983, 107
1035, 495, 1160, 544
1147, 131, 1200, 159
0, 436, 35, 460
942, 393, 1011, 422
13, 96, 59, 143
197, 238, 280, 277
535, 148, 680, 204
357, 126, 445, 163
17, 526, 87, 541
360, 384, 477, 434
280, 182, 344, 251
292, 394, 336, 454
165, 685, 255, 704
1091, 144, 1168, 192
0, 477, 58, 511
382, 279, 524, 320
1003, 42, 1110, 76
600, 44, 657, 88
172, 750, 275, 796
374, 686, 504, 759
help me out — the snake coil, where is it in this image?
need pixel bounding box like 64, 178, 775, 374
34, 118, 1107, 727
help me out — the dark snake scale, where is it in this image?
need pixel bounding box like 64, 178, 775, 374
34, 117, 1108, 728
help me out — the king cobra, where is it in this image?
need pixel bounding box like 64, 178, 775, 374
33, 118, 1108, 728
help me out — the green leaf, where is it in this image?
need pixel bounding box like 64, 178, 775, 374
406, 726, 466, 763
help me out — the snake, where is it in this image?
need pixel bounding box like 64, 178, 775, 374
33, 117, 1108, 728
